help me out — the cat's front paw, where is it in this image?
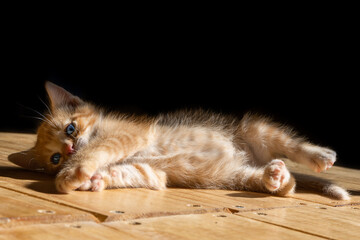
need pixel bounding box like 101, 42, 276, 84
78, 180, 92, 191
55, 165, 95, 193
263, 159, 294, 195
302, 144, 336, 173
90, 174, 106, 192
74, 174, 107, 192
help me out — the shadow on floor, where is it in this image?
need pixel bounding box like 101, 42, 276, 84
348, 190, 360, 196
0, 166, 52, 181
0, 166, 61, 194
226, 192, 271, 198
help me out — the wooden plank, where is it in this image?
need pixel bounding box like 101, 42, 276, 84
0, 133, 35, 167
0, 213, 327, 240
179, 189, 313, 213
104, 212, 325, 240
0, 221, 136, 240
0, 188, 97, 228
235, 204, 360, 240
0, 178, 310, 222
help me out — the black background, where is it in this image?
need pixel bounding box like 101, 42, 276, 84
1, 16, 358, 169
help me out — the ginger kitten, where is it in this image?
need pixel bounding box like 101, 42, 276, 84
9, 82, 350, 200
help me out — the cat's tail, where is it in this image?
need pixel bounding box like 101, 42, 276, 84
293, 172, 350, 200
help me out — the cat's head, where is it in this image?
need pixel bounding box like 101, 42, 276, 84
9, 82, 100, 174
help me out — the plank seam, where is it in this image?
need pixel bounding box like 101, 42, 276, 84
233, 213, 334, 240
0, 185, 230, 224
0, 185, 107, 222
104, 208, 225, 222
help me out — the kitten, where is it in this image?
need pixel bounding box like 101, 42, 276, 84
9, 82, 350, 200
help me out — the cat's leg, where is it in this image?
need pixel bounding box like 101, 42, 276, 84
77, 163, 167, 192
238, 114, 336, 173
235, 159, 296, 196
290, 143, 336, 173
56, 133, 150, 193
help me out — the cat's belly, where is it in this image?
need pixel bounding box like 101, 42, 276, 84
124, 146, 248, 187
121, 126, 249, 187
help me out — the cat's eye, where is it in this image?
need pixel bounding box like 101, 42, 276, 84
65, 123, 76, 136
50, 153, 61, 165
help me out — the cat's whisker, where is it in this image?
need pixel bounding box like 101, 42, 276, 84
44, 115, 58, 129
18, 104, 58, 129
37, 97, 57, 126
33, 110, 57, 128
27, 157, 34, 168
17, 150, 38, 157
29, 116, 57, 129
27, 158, 43, 171
38, 96, 52, 115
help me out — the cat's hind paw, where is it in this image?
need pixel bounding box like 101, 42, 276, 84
301, 144, 336, 173
263, 159, 295, 196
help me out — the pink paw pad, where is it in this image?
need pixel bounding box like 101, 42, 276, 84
264, 160, 290, 191
90, 174, 105, 192
270, 171, 281, 181
91, 180, 105, 192
325, 162, 334, 171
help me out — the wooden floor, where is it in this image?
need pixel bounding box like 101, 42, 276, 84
0, 133, 359, 240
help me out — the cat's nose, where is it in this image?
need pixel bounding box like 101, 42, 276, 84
65, 144, 75, 155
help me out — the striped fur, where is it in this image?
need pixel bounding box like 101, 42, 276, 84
19, 82, 349, 200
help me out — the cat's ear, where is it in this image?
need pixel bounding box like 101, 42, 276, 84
8, 148, 44, 171
45, 81, 83, 110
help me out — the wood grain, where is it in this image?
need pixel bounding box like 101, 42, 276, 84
235, 204, 360, 240
0, 188, 97, 228
1, 214, 325, 240
104, 213, 324, 240
0, 221, 135, 240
